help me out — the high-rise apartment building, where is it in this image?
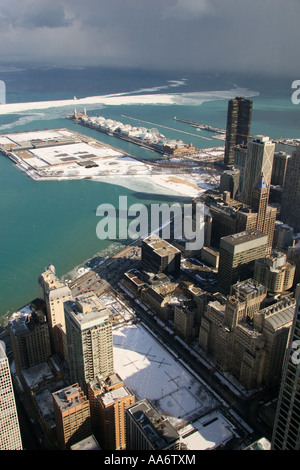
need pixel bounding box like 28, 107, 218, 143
64, 293, 114, 393
280, 146, 300, 232
218, 230, 268, 295
38, 264, 72, 356
242, 135, 275, 207
52, 383, 91, 450
88, 373, 135, 450
254, 251, 295, 294
0, 341, 23, 450
224, 97, 252, 167
8, 306, 51, 377
173, 301, 198, 341
272, 289, 300, 450
126, 399, 180, 450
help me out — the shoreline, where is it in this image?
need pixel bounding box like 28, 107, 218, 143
0, 127, 223, 198
0, 87, 259, 115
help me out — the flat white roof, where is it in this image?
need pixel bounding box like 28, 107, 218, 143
4, 128, 75, 144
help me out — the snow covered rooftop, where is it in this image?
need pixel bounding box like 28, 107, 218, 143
112, 322, 238, 449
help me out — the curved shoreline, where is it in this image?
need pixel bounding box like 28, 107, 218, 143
0, 87, 259, 115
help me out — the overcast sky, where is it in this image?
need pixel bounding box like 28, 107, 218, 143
0, 0, 299, 76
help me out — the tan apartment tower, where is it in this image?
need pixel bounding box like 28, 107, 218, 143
88, 373, 135, 450
0, 341, 23, 450
64, 293, 114, 394
272, 288, 300, 450
254, 251, 295, 294
38, 264, 72, 357
52, 383, 91, 450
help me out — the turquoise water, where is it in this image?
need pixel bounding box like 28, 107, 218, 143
0, 67, 299, 324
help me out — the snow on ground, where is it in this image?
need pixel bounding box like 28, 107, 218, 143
179, 410, 237, 450
113, 322, 238, 449
113, 323, 217, 425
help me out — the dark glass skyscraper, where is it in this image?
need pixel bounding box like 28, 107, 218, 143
280, 146, 300, 233
224, 97, 253, 167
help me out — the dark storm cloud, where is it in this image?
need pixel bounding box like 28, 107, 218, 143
0, 0, 299, 76
0, 0, 72, 29
18, 2, 73, 29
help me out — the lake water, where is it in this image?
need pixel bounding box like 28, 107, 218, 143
0, 65, 299, 324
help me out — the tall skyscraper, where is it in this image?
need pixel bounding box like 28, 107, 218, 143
38, 264, 72, 357
8, 307, 51, 377
88, 373, 135, 450
242, 135, 275, 206
52, 383, 91, 450
241, 136, 276, 252
271, 288, 300, 450
0, 341, 23, 450
218, 230, 268, 295
64, 293, 114, 393
280, 146, 300, 232
224, 97, 253, 167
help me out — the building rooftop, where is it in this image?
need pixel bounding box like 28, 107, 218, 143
244, 437, 271, 450
89, 373, 123, 393
222, 230, 267, 246
39, 265, 68, 291
64, 292, 111, 329
258, 297, 296, 331
264, 306, 295, 331
70, 435, 101, 450
127, 398, 179, 449
100, 386, 132, 406
8, 305, 47, 337
220, 230, 268, 255
232, 279, 267, 298
52, 384, 88, 411
143, 234, 181, 256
